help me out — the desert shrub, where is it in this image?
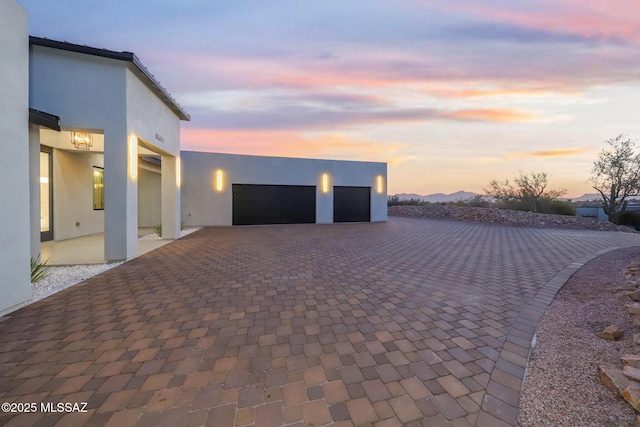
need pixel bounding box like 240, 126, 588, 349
31, 255, 51, 283
534, 197, 575, 216
618, 210, 640, 229
454, 195, 491, 208
387, 196, 432, 206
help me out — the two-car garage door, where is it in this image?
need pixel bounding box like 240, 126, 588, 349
232, 184, 371, 225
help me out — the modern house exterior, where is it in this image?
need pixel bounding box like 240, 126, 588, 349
181, 152, 387, 226
0, 0, 387, 316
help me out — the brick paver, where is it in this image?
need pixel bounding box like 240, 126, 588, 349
1, 217, 639, 426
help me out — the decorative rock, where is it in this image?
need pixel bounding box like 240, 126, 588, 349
631, 290, 640, 302
600, 365, 632, 397
628, 303, 640, 315
624, 365, 640, 382
596, 325, 624, 341
623, 387, 640, 412
636, 414, 640, 427
622, 355, 640, 368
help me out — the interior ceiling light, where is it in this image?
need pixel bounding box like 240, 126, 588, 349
71, 131, 93, 150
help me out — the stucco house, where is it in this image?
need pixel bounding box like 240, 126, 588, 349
0, 0, 387, 316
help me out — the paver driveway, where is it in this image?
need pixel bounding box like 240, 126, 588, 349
1, 217, 639, 427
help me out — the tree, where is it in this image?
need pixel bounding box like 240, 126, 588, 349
485, 171, 566, 212
590, 135, 640, 223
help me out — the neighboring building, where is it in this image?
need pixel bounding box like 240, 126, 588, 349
0, 3, 387, 316
576, 206, 608, 221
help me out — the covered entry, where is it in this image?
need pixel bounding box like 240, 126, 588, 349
334, 186, 371, 222
232, 184, 316, 225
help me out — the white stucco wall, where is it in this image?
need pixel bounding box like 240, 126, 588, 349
30, 46, 185, 260
181, 151, 387, 226
0, 0, 30, 315
29, 124, 41, 259
125, 69, 181, 239
138, 168, 161, 227
30, 46, 132, 259
53, 150, 105, 240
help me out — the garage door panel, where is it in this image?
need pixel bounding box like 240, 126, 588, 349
233, 184, 316, 225
334, 186, 371, 222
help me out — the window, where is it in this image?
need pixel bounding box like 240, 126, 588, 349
93, 167, 104, 210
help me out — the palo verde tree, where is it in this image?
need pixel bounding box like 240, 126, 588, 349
590, 135, 640, 223
485, 171, 566, 213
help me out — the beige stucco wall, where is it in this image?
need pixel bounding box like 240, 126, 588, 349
53, 150, 105, 241
138, 168, 161, 227
0, 0, 30, 315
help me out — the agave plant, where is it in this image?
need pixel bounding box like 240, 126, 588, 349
30, 255, 51, 283
153, 224, 162, 237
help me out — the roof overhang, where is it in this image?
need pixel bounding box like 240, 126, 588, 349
29, 108, 60, 131
29, 36, 190, 121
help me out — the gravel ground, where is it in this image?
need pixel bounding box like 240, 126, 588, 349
518, 247, 640, 427
389, 205, 635, 232
29, 263, 123, 305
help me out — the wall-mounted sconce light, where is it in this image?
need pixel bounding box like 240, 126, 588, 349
216, 170, 223, 191
376, 175, 385, 194
176, 157, 181, 187
129, 136, 138, 179
322, 173, 329, 193
71, 131, 93, 150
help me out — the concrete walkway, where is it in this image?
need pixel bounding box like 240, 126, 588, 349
1, 217, 639, 426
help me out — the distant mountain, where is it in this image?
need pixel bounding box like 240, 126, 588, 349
394, 191, 481, 203
567, 193, 601, 202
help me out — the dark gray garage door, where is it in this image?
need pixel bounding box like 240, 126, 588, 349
334, 186, 371, 222
232, 184, 316, 225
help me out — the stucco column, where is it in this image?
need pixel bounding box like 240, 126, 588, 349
0, 0, 30, 315
104, 129, 138, 261
161, 154, 180, 240
28, 124, 41, 259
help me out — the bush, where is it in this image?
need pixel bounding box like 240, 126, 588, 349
538, 199, 576, 216
453, 195, 491, 208
387, 196, 432, 207
31, 255, 51, 283
618, 210, 640, 229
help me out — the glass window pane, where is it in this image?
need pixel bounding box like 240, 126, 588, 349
93, 167, 104, 210
40, 152, 50, 232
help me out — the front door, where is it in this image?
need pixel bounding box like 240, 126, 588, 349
40, 147, 53, 241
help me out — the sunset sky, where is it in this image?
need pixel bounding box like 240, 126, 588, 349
21, 0, 640, 198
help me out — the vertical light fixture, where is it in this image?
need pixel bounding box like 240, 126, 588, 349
176, 157, 181, 187
376, 175, 384, 194
216, 170, 223, 191
322, 173, 329, 193
129, 136, 138, 179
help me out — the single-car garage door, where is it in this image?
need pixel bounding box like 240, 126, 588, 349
334, 186, 371, 222
232, 184, 316, 225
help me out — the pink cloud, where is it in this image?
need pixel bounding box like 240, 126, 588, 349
416, 0, 640, 42
445, 109, 535, 122
181, 128, 407, 164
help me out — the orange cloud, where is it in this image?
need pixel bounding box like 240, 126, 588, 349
501, 147, 591, 160
181, 128, 408, 164
446, 109, 535, 122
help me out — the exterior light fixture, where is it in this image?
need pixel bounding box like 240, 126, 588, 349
322, 173, 329, 193
376, 175, 384, 194
71, 131, 93, 150
176, 157, 181, 187
129, 136, 138, 179
216, 170, 223, 191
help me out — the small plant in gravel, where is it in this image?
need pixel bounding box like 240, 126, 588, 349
153, 221, 186, 237
30, 255, 51, 283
